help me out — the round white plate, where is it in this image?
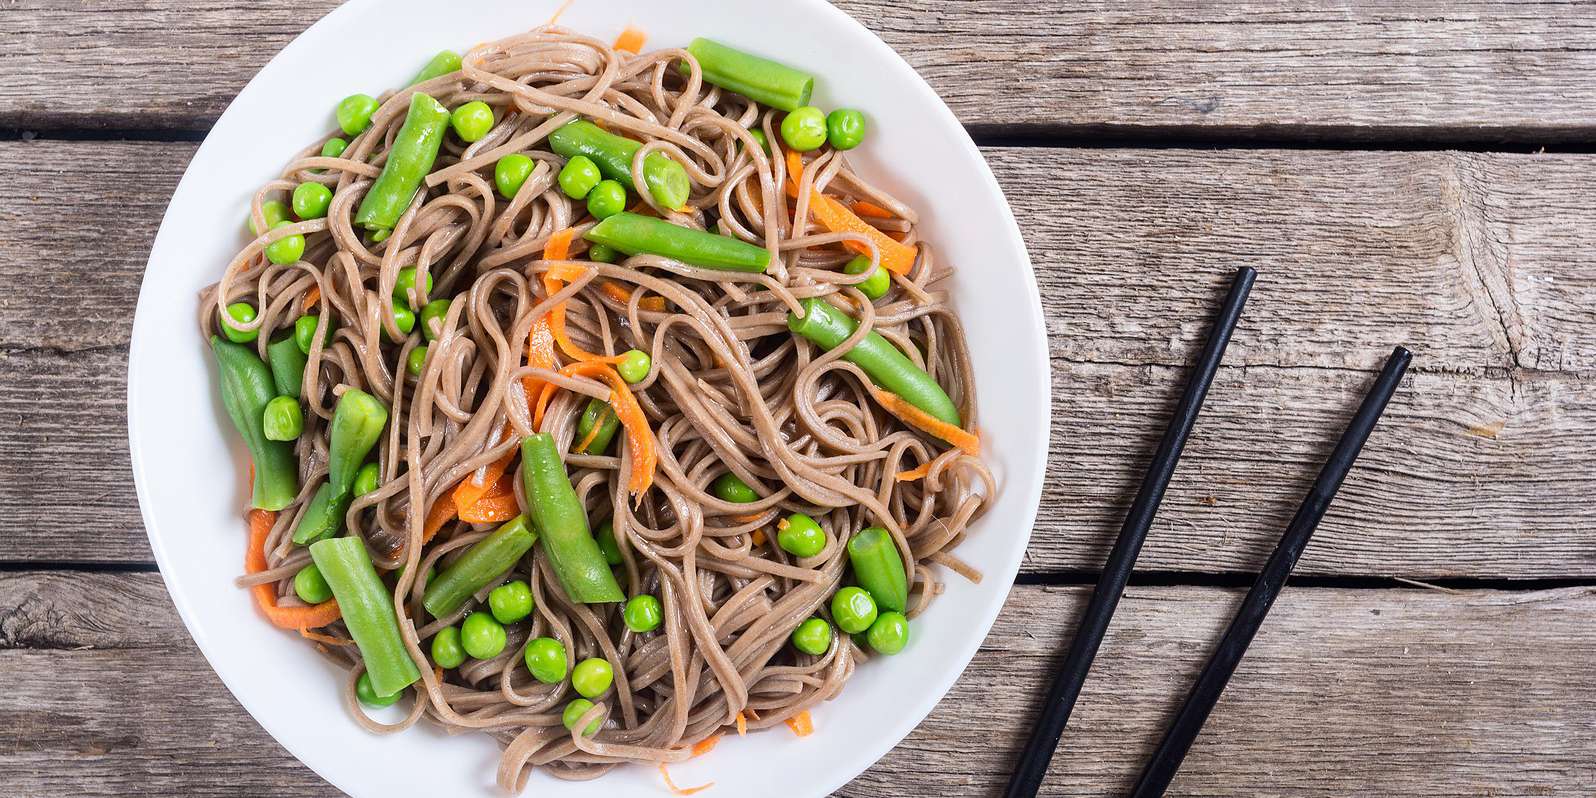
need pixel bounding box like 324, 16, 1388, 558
128, 1, 1049, 795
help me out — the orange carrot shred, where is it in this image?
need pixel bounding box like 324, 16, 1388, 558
850, 200, 895, 219
784, 150, 916, 274
457, 473, 520, 523
659, 763, 713, 796
896, 462, 934, 482
452, 424, 515, 513
598, 280, 668, 312
751, 529, 766, 547
785, 710, 814, 737
246, 510, 341, 630
557, 361, 657, 497
871, 388, 980, 456
422, 495, 457, 543
303, 285, 322, 310
735, 711, 747, 736
613, 26, 647, 53
691, 734, 721, 758
543, 229, 628, 364
298, 628, 350, 646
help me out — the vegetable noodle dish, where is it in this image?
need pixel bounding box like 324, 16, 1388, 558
202, 24, 993, 791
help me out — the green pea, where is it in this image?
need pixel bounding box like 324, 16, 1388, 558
866, 611, 909, 655
370, 227, 392, 244
461, 611, 507, 659
495, 153, 535, 199
353, 462, 381, 497
430, 625, 466, 669
393, 267, 432, 310
747, 128, 770, 154
790, 617, 832, 656
616, 349, 650, 383
780, 106, 828, 152
586, 179, 627, 219
558, 155, 603, 199
710, 472, 758, 504
293, 564, 333, 604
843, 255, 889, 300
596, 521, 624, 565
320, 137, 349, 159
291, 182, 333, 220
587, 243, 619, 263
248, 199, 290, 235
387, 302, 416, 342
623, 594, 663, 633
420, 299, 451, 341
294, 314, 335, 354
264, 220, 305, 265
562, 698, 602, 736
336, 93, 380, 136
830, 586, 878, 634
488, 580, 534, 624
220, 302, 258, 344
777, 513, 826, 558
262, 396, 303, 441
826, 108, 867, 151
450, 100, 495, 143
523, 636, 568, 684
406, 345, 429, 377
356, 671, 402, 707
571, 658, 614, 698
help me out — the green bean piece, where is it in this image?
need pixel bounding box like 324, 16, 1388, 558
353, 462, 381, 497
523, 637, 568, 684
336, 93, 380, 136
866, 610, 909, 655
450, 100, 495, 142
411, 50, 463, 85
266, 335, 308, 398
780, 106, 827, 152
547, 120, 691, 210
356, 672, 402, 707
294, 314, 335, 354
262, 396, 303, 441
406, 345, 429, 377
584, 212, 770, 272
558, 154, 603, 199
220, 302, 259, 344
494, 154, 535, 199
684, 38, 814, 111
210, 336, 299, 510
247, 199, 290, 236
321, 137, 349, 159
292, 181, 333, 220
777, 513, 826, 558
354, 93, 451, 233
293, 564, 333, 604
587, 242, 619, 263
265, 220, 305, 265
420, 299, 451, 341
309, 536, 423, 696
488, 580, 534, 624
710, 472, 758, 504
290, 482, 347, 545
563, 699, 602, 736
623, 594, 663, 633
430, 626, 466, 669
790, 617, 832, 656
842, 255, 889, 300
826, 109, 867, 150
461, 611, 507, 659
847, 527, 908, 613
616, 349, 650, 383
830, 586, 878, 634
585, 179, 627, 220
572, 658, 614, 698
787, 297, 961, 426
595, 520, 624, 565
520, 433, 626, 603
574, 398, 620, 455
326, 388, 389, 497
422, 516, 537, 618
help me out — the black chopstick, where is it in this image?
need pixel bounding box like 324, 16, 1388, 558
1001, 266, 1256, 798
1129, 344, 1412, 797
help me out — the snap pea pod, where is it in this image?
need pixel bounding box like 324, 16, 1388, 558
584, 212, 769, 272
547, 120, 691, 210
421, 516, 538, 618
847, 527, 908, 613
290, 482, 346, 546
266, 335, 307, 398
291, 389, 387, 545
520, 434, 625, 603
308, 536, 423, 697
410, 50, 462, 85
210, 336, 298, 511
574, 398, 620, 455
786, 298, 961, 426
354, 92, 451, 233
684, 38, 814, 112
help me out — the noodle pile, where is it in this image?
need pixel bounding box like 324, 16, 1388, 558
202, 25, 994, 789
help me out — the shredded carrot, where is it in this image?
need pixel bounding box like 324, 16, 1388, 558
658, 763, 713, 796
598, 280, 668, 312
542, 229, 628, 364
457, 473, 520, 523
423, 495, 457, 543
452, 424, 515, 512
851, 200, 895, 219
871, 388, 980, 456
732, 512, 763, 523
303, 285, 321, 310
785, 710, 814, 737
896, 462, 934, 482
246, 510, 341, 630
785, 150, 917, 274
520, 234, 571, 428
751, 529, 766, 547
613, 26, 647, 53
575, 417, 605, 453
298, 628, 350, 646
691, 734, 721, 758
735, 711, 747, 737
555, 361, 657, 497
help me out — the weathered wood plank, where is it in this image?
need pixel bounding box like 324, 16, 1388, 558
4, 1, 1596, 139
4, 573, 1593, 795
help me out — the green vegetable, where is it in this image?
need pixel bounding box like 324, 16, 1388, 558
210, 336, 298, 510
747, 128, 770, 154
265, 220, 305, 265
353, 462, 381, 497
393, 267, 432, 310
266, 335, 308, 398
616, 349, 650, 384
354, 92, 451, 233
587, 242, 619, 263
558, 155, 603, 199
248, 199, 290, 235
826, 109, 867, 150
411, 50, 463, 85
865, 610, 909, 655
293, 564, 333, 604
422, 516, 538, 618
790, 617, 831, 656
308, 536, 423, 696
291, 483, 344, 546
420, 299, 451, 340
595, 520, 623, 565
847, 527, 908, 613
623, 594, 663, 633
780, 106, 827, 152
292, 181, 333, 220
293, 388, 388, 544
356, 671, 402, 707
450, 100, 494, 142
406, 345, 429, 377
430, 626, 466, 669
788, 297, 961, 426
461, 611, 507, 659
843, 255, 889, 300
220, 302, 259, 344
585, 179, 627, 219
572, 658, 614, 698
584, 212, 770, 272
548, 120, 691, 210
574, 399, 620, 455
830, 586, 877, 634
488, 579, 534, 623
520, 433, 626, 603
320, 137, 349, 159
262, 396, 303, 441
563, 698, 601, 736
524, 637, 568, 684
494, 154, 535, 199
710, 472, 758, 504
684, 38, 814, 112
294, 314, 335, 354
336, 93, 380, 136
389, 303, 416, 341
777, 513, 826, 558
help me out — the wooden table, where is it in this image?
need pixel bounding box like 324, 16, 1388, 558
4, 2, 1594, 795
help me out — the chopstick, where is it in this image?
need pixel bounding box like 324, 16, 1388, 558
1001, 266, 1256, 798
1129, 344, 1413, 797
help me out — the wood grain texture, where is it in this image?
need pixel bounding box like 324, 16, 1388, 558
4, 1, 1596, 140
3, 572, 1592, 796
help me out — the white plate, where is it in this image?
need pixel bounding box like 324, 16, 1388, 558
128, 1, 1048, 795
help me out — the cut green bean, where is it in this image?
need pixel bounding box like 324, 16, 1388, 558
548, 120, 690, 210
422, 515, 538, 618
847, 526, 908, 613
266, 334, 308, 398
685, 38, 814, 112
309, 536, 423, 697
290, 482, 346, 545
354, 92, 451, 233
210, 337, 298, 511
787, 297, 961, 426
411, 50, 463, 85
326, 389, 388, 496
574, 398, 620, 454
520, 434, 625, 603
584, 212, 769, 272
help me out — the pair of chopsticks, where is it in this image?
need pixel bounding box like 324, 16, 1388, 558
1003, 266, 1411, 797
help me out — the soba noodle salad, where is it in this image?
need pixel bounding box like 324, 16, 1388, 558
203, 24, 993, 790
